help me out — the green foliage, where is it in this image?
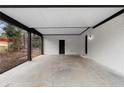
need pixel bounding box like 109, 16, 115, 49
4, 24, 21, 39
4, 23, 22, 52
32, 35, 41, 48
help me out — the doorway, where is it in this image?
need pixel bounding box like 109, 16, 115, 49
59, 40, 65, 54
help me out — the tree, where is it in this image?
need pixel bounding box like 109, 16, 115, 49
4, 24, 22, 52
32, 34, 41, 48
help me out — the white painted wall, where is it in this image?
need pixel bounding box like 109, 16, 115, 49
43, 12, 124, 77
44, 35, 82, 55
81, 13, 124, 76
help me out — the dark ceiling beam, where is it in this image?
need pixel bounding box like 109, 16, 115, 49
93, 9, 124, 29
0, 5, 124, 8
0, 11, 43, 37
0, 11, 29, 31
30, 28, 43, 37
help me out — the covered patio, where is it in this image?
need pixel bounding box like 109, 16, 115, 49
0, 6, 124, 87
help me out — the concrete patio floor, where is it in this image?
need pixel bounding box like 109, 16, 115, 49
0, 55, 124, 87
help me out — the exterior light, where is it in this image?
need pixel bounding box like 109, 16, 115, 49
88, 35, 93, 40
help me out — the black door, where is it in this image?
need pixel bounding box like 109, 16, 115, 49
59, 40, 65, 54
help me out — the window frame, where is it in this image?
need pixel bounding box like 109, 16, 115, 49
0, 11, 43, 62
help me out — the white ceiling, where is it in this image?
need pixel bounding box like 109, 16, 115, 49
0, 8, 123, 34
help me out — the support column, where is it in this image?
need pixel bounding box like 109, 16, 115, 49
41, 36, 44, 55
85, 35, 88, 54
28, 31, 32, 61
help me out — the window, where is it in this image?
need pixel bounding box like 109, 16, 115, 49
0, 20, 28, 73
31, 33, 41, 58
0, 12, 43, 74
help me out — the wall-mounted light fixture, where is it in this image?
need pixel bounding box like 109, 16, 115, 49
88, 34, 93, 40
